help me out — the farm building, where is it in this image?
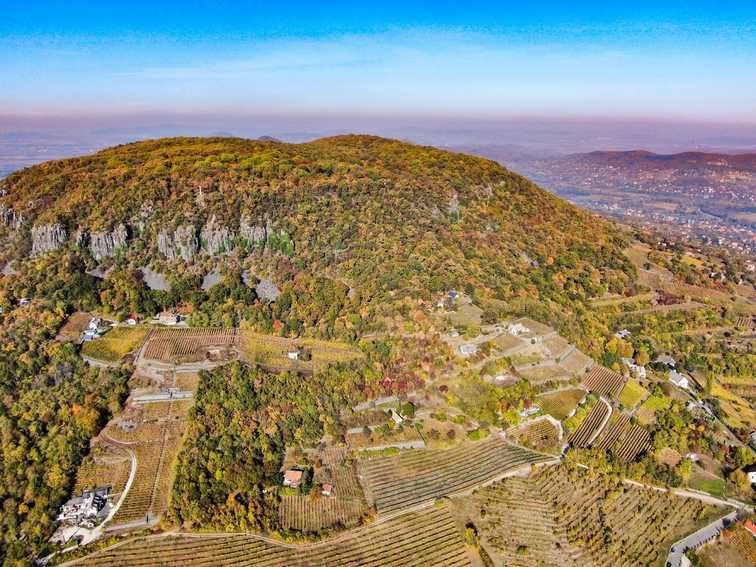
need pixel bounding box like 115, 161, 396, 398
621, 357, 646, 379
321, 483, 334, 497
614, 329, 631, 339
655, 354, 676, 367
157, 312, 180, 325
744, 463, 756, 488
57, 487, 110, 525
459, 343, 478, 356
669, 370, 689, 389
507, 323, 529, 336
389, 408, 405, 424
283, 469, 303, 489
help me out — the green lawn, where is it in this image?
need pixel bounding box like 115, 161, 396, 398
689, 475, 726, 498
618, 380, 649, 409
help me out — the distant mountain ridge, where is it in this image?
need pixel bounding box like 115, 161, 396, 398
570, 150, 756, 172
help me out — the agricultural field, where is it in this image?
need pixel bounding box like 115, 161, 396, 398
592, 411, 651, 462
81, 326, 151, 362
110, 415, 187, 525
698, 524, 756, 567
56, 311, 92, 342
617, 379, 649, 409
517, 364, 572, 385
636, 394, 672, 425
346, 423, 424, 451
279, 447, 368, 533
582, 366, 626, 399
507, 417, 561, 453
557, 349, 594, 375
70, 505, 472, 566
357, 436, 551, 514
537, 388, 586, 420
239, 330, 362, 373
567, 399, 609, 448
73, 443, 132, 498
454, 464, 719, 567
143, 328, 238, 363
447, 302, 483, 327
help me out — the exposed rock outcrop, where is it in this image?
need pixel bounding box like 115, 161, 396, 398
240, 214, 267, 246
201, 269, 222, 290
89, 223, 128, 260
74, 229, 89, 249
139, 266, 170, 291
31, 223, 67, 255
255, 277, 281, 303
0, 205, 25, 230
201, 215, 234, 256
158, 225, 198, 261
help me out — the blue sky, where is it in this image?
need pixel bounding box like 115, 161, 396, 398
2, 1, 755, 122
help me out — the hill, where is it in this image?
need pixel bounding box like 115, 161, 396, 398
452, 145, 756, 255
0, 135, 634, 343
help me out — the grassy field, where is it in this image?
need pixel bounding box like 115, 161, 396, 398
537, 388, 585, 420
447, 302, 483, 327
56, 311, 92, 341
618, 380, 649, 409
689, 472, 726, 498
239, 331, 362, 373
81, 326, 150, 362
636, 394, 672, 425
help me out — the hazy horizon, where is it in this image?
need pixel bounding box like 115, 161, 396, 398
3, 2, 756, 122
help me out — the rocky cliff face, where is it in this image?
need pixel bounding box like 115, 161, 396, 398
31, 223, 67, 255
200, 215, 234, 256
240, 214, 268, 246
89, 224, 129, 260
158, 224, 198, 261
0, 205, 25, 230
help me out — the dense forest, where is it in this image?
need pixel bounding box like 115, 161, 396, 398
169, 361, 373, 532
0, 305, 129, 564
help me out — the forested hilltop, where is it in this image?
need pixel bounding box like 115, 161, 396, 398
0, 135, 634, 347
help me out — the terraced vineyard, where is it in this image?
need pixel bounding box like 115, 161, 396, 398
568, 399, 609, 447
593, 412, 630, 450
583, 366, 626, 399
279, 447, 368, 532
71, 505, 471, 566
358, 436, 551, 513
108, 401, 190, 526
143, 328, 238, 362
536, 466, 715, 566
279, 496, 366, 532
455, 476, 586, 566
508, 418, 561, 451
73, 443, 132, 497
613, 423, 651, 462
456, 465, 719, 567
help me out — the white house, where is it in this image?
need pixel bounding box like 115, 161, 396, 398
287, 349, 301, 360
669, 370, 689, 389
621, 357, 647, 379
459, 343, 478, 356
389, 408, 405, 425
655, 354, 676, 368
158, 312, 180, 325
507, 323, 530, 336
615, 329, 631, 339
